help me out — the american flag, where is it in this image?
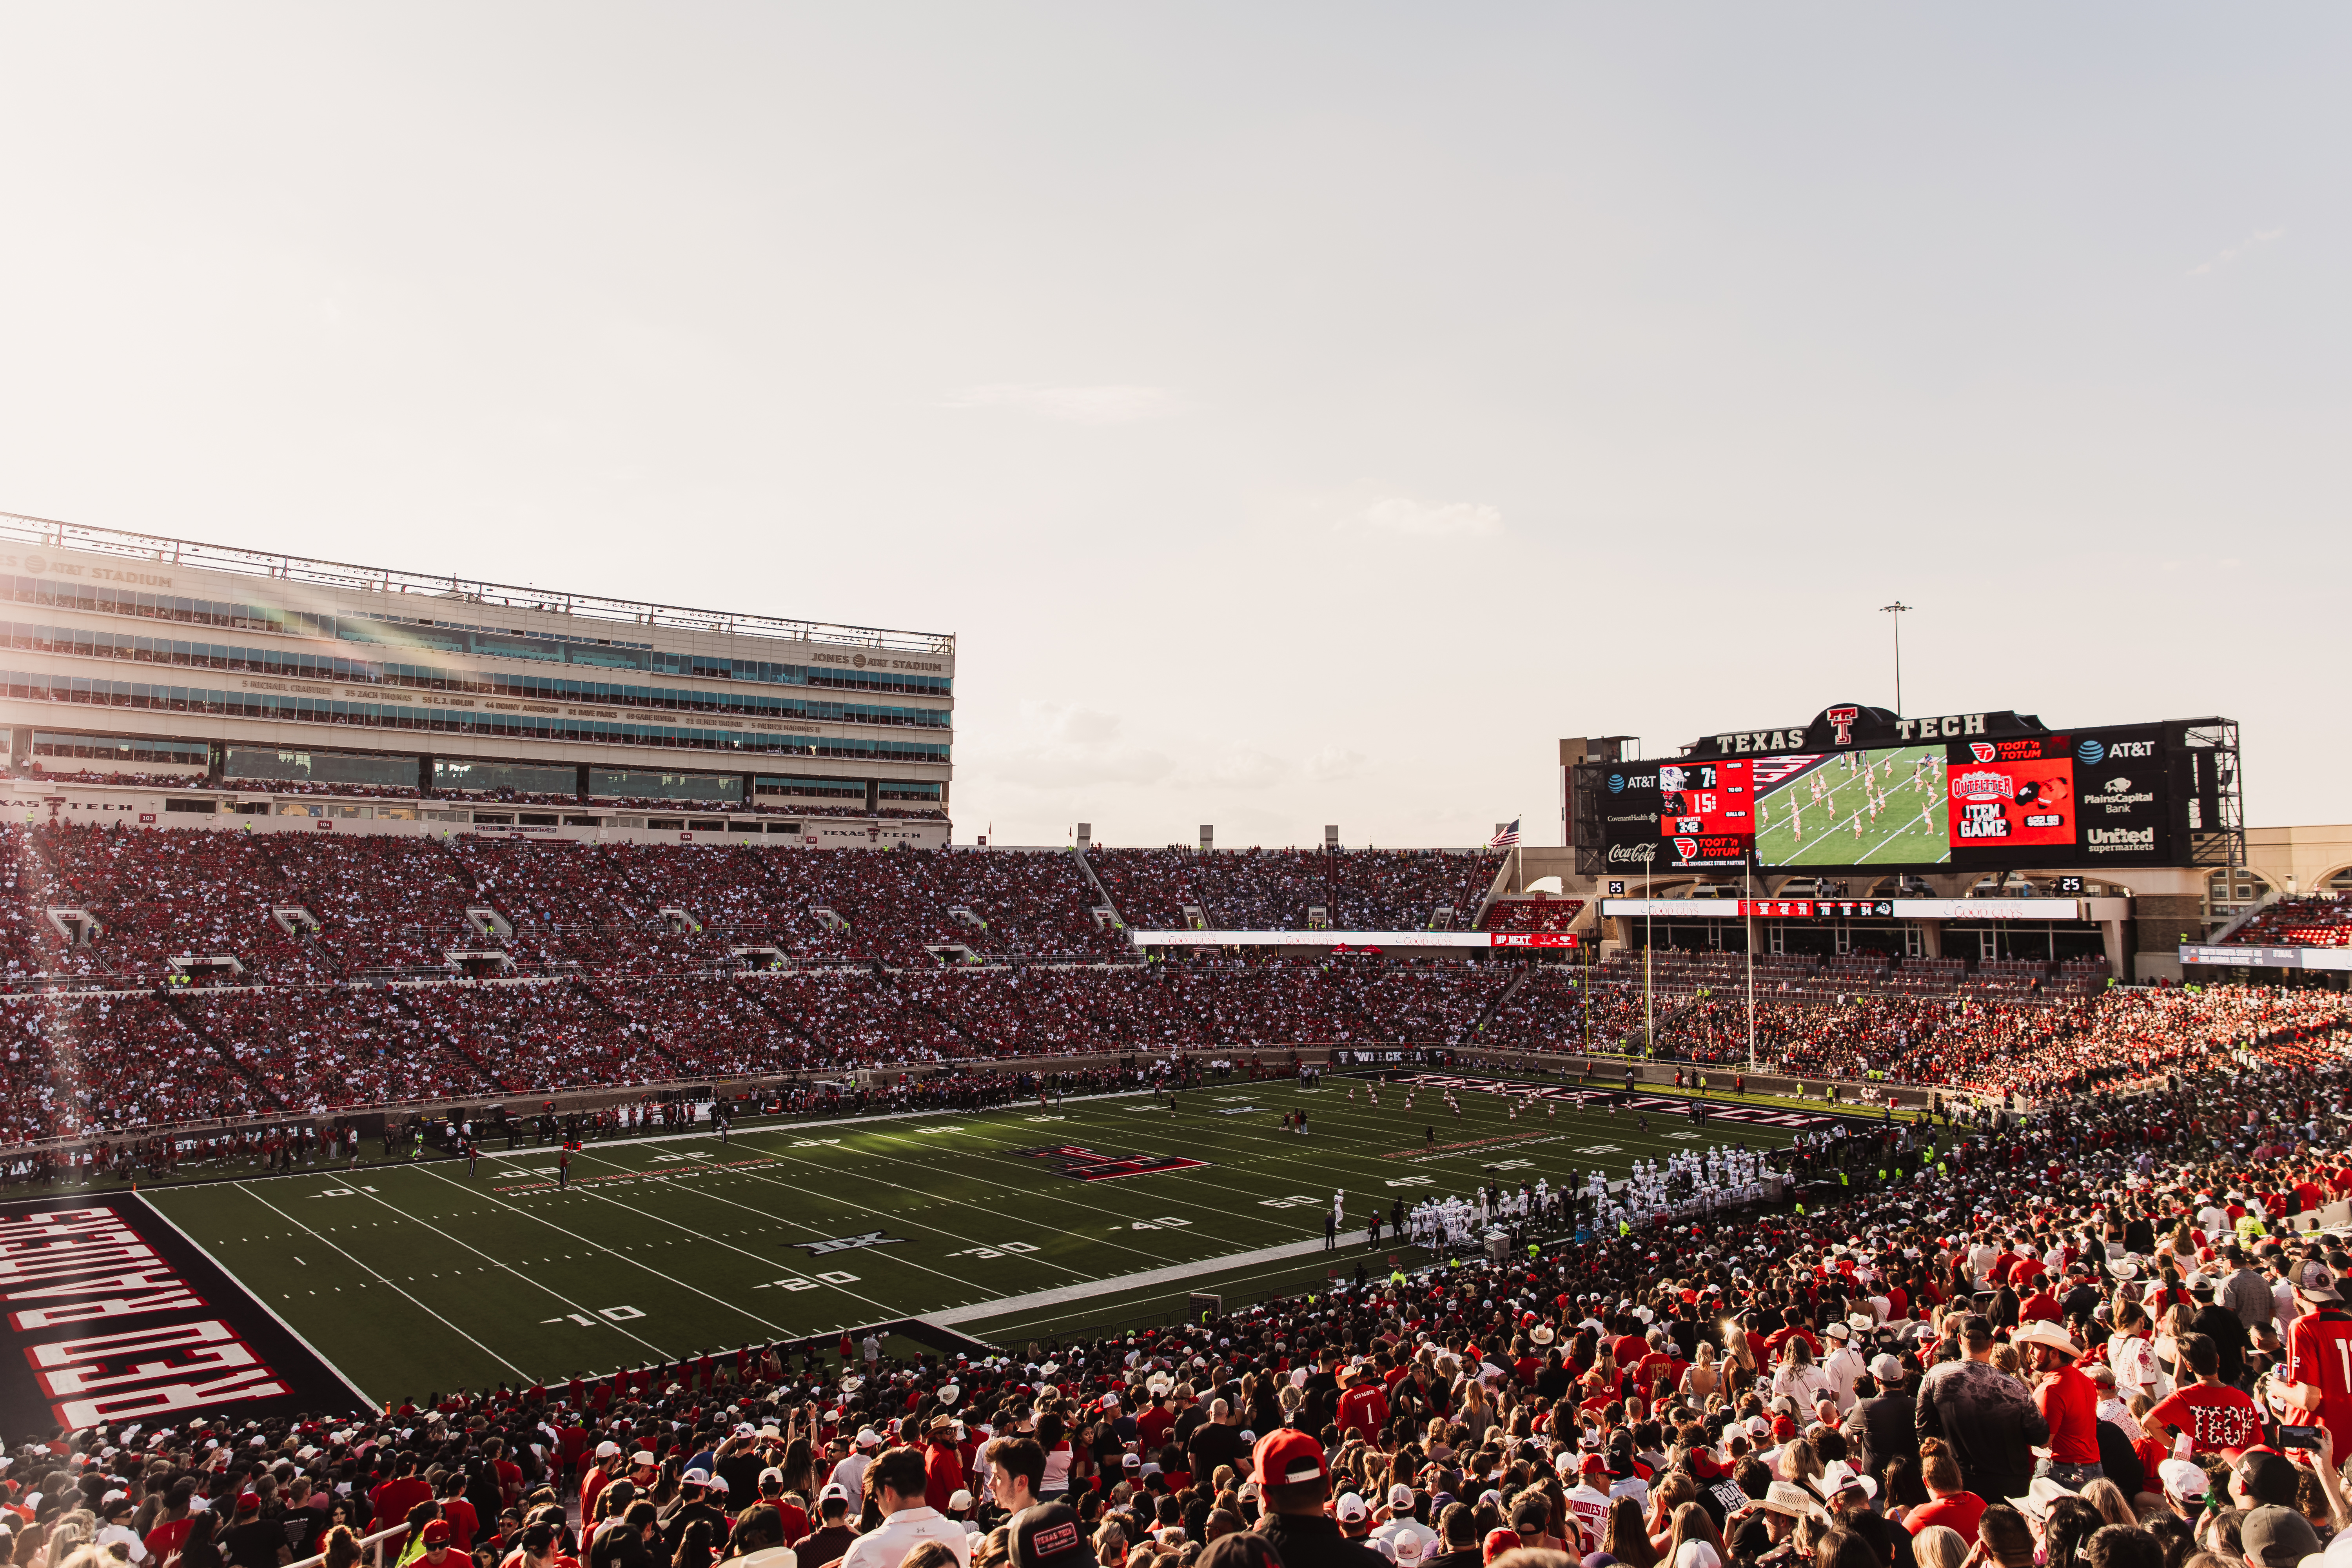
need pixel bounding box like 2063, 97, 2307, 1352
1489, 818, 1521, 848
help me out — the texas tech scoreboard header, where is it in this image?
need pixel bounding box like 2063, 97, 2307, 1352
1583, 702, 2218, 875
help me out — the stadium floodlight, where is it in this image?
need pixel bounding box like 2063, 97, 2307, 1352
1879, 602, 1913, 715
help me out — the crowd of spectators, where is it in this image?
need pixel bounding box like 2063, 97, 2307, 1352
1089, 849, 1498, 932
19, 1048, 2352, 1568
2227, 897, 2352, 951
0, 952, 2348, 1141
0, 826, 1129, 983
1479, 900, 1587, 933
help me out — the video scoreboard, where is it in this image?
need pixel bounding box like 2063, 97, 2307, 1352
1589, 702, 2194, 874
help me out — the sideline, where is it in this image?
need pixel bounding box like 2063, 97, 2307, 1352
925, 1234, 1336, 1327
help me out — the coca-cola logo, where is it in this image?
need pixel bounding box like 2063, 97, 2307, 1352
1606, 842, 1658, 864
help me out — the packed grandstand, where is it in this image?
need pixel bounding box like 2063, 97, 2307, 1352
0, 820, 2347, 1153
14, 1038, 2352, 1568
13, 528, 2352, 1568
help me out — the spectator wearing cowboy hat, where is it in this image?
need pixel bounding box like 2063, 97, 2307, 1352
922, 1417, 967, 1517
1335, 1365, 1388, 1445
2014, 1321, 2103, 1488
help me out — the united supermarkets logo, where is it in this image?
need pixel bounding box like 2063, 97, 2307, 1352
2086, 826, 2154, 851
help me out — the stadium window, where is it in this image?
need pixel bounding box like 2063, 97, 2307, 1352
223, 745, 416, 790
2331, 869, 2352, 893
755, 775, 864, 800
434, 760, 577, 796
30, 730, 209, 769
588, 768, 743, 804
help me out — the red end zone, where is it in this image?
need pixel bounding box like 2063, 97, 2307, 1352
0, 1196, 368, 1435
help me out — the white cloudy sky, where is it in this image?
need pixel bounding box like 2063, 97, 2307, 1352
0, 7, 2342, 846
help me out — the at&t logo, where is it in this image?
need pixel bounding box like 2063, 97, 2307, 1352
2076, 739, 2106, 765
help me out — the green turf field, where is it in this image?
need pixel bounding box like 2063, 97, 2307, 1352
135, 1078, 1807, 1405
1753, 746, 1949, 867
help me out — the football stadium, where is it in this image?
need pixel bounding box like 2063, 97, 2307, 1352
10, 519, 2352, 1568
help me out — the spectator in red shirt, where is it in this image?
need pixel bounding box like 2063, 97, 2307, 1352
1904, 1439, 1986, 1541
2016, 1321, 2101, 1487
371, 1456, 434, 1552
1336, 1364, 1390, 1443
1136, 1390, 1176, 1455
2146, 1332, 2266, 1456
921, 1417, 966, 1515
2018, 1283, 2063, 1325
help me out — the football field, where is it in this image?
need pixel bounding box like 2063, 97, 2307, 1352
128, 1076, 1828, 1408
1753, 745, 1949, 867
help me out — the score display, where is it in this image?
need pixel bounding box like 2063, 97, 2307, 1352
1595, 706, 2189, 873
1657, 761, 1753, 839
1595, 760, 1753, 871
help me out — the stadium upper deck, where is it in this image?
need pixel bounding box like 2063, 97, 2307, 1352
0, 514, 953, 844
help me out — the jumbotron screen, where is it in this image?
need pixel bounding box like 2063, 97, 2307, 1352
1594, 703, 2185, 873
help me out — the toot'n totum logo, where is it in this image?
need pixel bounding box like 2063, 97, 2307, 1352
1673, 836, 1699, 858
1826, 706, 1858, 746
1969, 742, 1997, 762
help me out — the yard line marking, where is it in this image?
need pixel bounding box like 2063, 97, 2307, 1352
551, 1147, 1026, 1302
926, 1233, 1336, 1325
407, 1163, 815, 1342
330, 1177, 675, 1361
226, 1183, 535, 1383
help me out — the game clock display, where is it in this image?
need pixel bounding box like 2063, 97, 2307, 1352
1656, 761, 1752, 838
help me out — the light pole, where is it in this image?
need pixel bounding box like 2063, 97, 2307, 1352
1880, 602, 1913, 715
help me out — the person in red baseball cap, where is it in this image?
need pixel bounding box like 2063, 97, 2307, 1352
1245, 1430, 1387, 1568
418, 1520, 464, 1568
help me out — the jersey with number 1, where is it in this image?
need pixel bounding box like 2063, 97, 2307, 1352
2285, 1307, 2352, 1455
